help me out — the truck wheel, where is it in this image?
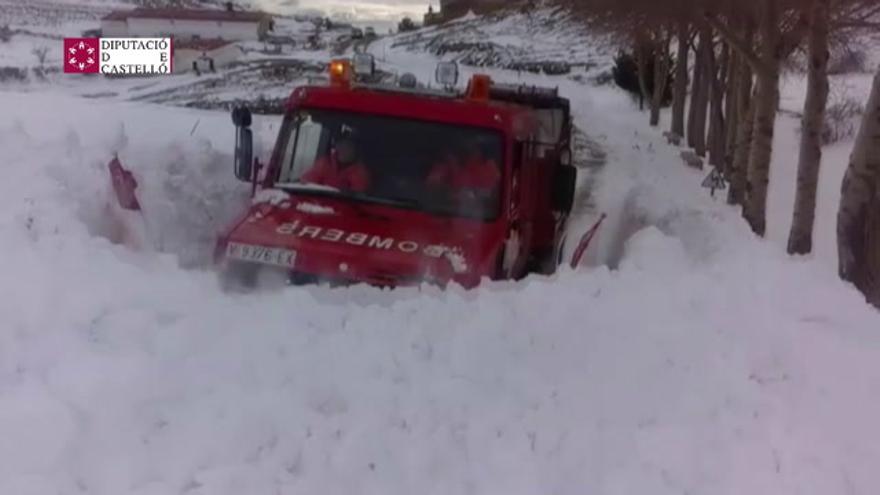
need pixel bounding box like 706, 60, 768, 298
220, 261, 259, 292
528, 241, 562, 276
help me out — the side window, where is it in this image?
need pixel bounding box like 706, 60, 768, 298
278, 114, 324, 182
279, 121, 299, 180
290, 118, 322, 175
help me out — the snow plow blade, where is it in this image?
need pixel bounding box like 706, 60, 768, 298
108, 156, 141, 211
106, 156, 150, 250
570, 213, 607, 269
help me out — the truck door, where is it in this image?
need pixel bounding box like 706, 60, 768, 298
502, 140, 533, 278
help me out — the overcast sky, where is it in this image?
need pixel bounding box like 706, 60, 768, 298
253, 0, 433, 21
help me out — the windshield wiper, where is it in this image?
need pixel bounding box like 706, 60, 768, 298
277, 182, 341, 194
277, 183, 490, 220
277, 182, 399, 219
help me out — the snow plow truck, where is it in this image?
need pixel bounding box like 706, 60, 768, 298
110, 56, 607, 289
214, 57, 589, 289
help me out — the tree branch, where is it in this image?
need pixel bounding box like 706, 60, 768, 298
703, 13, 770, 77
779, 11, 810, 58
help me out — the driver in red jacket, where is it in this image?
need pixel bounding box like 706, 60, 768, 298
301, 133, 370, 192
427, 141, 500, 191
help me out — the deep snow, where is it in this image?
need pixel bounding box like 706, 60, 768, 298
1, 8, 880, 495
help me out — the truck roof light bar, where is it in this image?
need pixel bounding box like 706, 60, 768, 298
466, 74, 492, 102
329, 59, 352, 88
491, 82, 559, 98
488, 82, 568, 110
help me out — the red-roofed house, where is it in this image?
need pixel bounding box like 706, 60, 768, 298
101, 8, 273, 41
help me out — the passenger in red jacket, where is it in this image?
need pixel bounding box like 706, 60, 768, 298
301, 136, 370, 192
427, 143, 500, 191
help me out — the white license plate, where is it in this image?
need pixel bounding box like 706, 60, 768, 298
226, 242, 297, 268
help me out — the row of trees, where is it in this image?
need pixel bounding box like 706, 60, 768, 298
561, 0, 880, 306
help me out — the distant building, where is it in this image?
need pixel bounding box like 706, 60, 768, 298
438, 0, 507, 19
173, 38, 242, 74
100, 7, 273, 41
423, 5, 442, 26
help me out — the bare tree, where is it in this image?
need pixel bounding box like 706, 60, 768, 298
787, 0, 831, 255
687, 24, 712, 156
787, 0, 879, 254
669, 18, 690, 138
649, 29, 671, 126
706, 0, 808, 236
567, 0, 684, 127
707, 40, 729, 167
837, 66, 880, 307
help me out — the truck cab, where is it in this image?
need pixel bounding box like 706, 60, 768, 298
216, 58, 576, 289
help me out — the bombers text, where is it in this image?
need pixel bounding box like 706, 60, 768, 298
275, 221, 459, 257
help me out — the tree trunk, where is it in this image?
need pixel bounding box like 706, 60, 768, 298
744, 73, 780, 236
724, 48, 740, 171
721, 19, 754, 206
687, 42, 703, 148
744, 0, 783, 237
689, 25, 711, 156
729, 83, 754, 206
837, 67, 880, 308
670, 18, 689, 138
635, 39, 651, 111
787, 0, 830, 255
650, 34, 670, 127
708, 42, 728, 168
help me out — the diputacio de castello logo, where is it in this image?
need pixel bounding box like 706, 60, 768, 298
63, 38, 99, 73
63, 37, 173, 75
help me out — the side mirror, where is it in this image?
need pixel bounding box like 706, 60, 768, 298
231, 106, 254, 182
231, 106, 252, 127
552, 163, 577, 213
234, 127, 254, 182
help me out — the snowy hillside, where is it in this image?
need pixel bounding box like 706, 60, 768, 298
0, 0, 248, 32
2, 4, 880, 495
0, 0, 379, 111
0, 3, 615, 112
386, 6, 615, 75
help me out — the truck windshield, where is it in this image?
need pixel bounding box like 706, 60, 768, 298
274, 109, 504, 220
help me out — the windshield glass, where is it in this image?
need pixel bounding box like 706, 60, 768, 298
274, 109, 504, 220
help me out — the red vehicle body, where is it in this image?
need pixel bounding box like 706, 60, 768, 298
215, 61, 577, 289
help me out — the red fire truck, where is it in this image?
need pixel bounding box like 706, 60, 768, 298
215, 57, 581, 289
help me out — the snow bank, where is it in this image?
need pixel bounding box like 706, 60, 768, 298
0, 90, 283, 267
2, 68, 880, 495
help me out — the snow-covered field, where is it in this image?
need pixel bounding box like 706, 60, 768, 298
1, 5, 880, 495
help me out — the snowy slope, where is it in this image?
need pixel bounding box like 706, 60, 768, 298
0, 0, 349, 111
385, 5, 615, 76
